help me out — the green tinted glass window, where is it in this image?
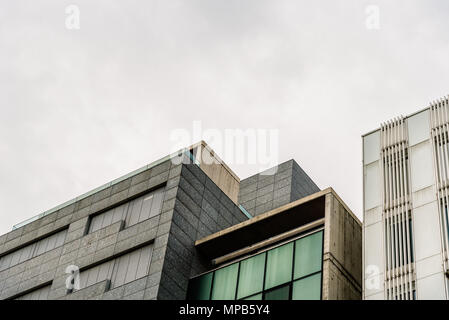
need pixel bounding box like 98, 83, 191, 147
237, 253, 265, 299
292, 273, 321, 300
264, 242, 293, 290
294, 231, 323, 279
264, 284, 290, 300
187, 272, 212, 300
211, 263, 238, 300
243, 293, 262, 300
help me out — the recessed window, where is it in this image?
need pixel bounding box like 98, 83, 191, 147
0, 229, 67, 272
76, 244, 153, 292
236, 252, 265, 299
264, 242, 293, 290
88, 187, 165, 234
210, 263, 239, 300
187, 230, 323, 300
15, 284, 52, 300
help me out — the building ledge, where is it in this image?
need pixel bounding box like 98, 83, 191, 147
195, 187, 360, 260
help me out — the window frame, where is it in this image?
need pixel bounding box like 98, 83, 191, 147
85, 184, 166, 236
187, 227, 324, 300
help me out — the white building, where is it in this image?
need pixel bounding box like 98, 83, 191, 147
363, 95, 449, 300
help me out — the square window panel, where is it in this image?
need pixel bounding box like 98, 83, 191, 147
187, 273, 213, 300
294, 231, 323, 279
408, 110, 430, 147
211, 263, 239, 300
410, 141, 434, 192
264, 284, 290, 300
237, 253, 266, 299
264, 242, 293, 290
364, 161, 381, 210
292, 273, 321, 300
363, 131, 381, 164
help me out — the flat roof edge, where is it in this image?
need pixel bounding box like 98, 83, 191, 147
195, 188, 331, 247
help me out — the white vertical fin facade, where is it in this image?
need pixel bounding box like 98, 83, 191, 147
380, 118, 416, 300
364, 94, 449, 300
430, 96, 449, 297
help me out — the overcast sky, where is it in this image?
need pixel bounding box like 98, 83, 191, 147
1, 0, 448, 235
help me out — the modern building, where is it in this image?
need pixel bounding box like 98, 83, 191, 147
188, 188, 362, 300
363, 95, 449, 300
0, 141, 361, 300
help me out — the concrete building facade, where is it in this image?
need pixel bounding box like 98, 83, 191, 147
0, 141, 361, 300
189, 188, 361, 300
363, 95, 449, 300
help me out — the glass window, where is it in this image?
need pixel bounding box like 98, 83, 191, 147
364, 161, 381, 210
187, 230, 324, 301
292, 273, 321, 300
407, 109, 430, 147
363, 131, 380, 164
236, 253, 265, 299
264, 242, 293, 290
294, 231, 323, 279
0, 229, 67, 272
15, 284, 52, 300
88, 187, 165, 234
264, 284, 290, 300
187, 273, 213, 300
211, 263, 238, 300
410, 141, 434, 192
77, 244, 153, 291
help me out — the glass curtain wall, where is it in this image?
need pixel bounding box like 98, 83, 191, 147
187, 229, 324, 300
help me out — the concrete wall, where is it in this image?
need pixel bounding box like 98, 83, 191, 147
238, 160, 320, 217
157, 164, 247, 300
0, 155, 247, 300
0, 158, 178, 300
322, 193, 362, 300
191, 141, 240, 204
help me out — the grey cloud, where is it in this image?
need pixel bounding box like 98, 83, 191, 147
0, 0, 449, 233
